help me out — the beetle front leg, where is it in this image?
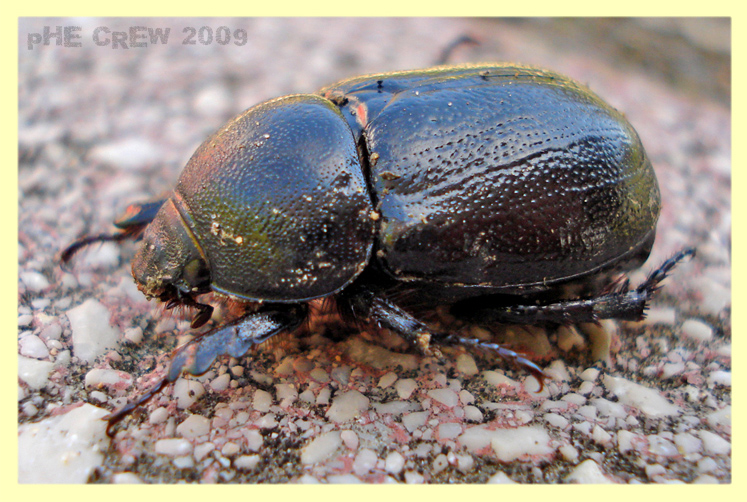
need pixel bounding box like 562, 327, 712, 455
454, 248, 696, 325
104, 303, 307, 435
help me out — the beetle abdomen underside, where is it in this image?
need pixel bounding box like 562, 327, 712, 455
333, 66, 660, 289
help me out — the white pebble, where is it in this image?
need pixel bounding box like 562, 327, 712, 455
385, 451, 405, 474
275, 383, 298, 406
455, 353, 478, 375
19, 334, 49, 359
149, 407, 169, 425
482, 370, 519, 388
644, 307, 676, 325
374, 400, 419, 415
438, 422, 462, 439
427, 388, 458, 408
353, 448, 378, 476
565, 459, 612, 483
20, 271, 50, 292
253, 389, 273, 412
124, 327, 143, 344
173, 456, 194, 469
154, 438, 193, 457
18, 355, 54, 390
404, 471, 425, 484
66, 299, 120, 364
603, 375, 681, 417
544, 413, 569, 429
561, 393, 586, 406
580, 368, 600, 381
112, 473, 143, 483
645, 463, 666, 480
577, 381, 595, 396
300, 431, 341, 464
234, 455, 260, 470
463, 405, 483, 422
221, 442, 241, 456
647, 435, 678, 457
243, 429, 263, 452
661, 362, 685, 379
176, 415, 210, 438
402, 411, 429, 432
487, 471, 517, 484
340, 430, 359, 450
591, 398, 626, 418
488, 426, 553, 462
18, 405, 109, 483
89, 137, 162, 171
84, 368, 133, 389
680, 319, 714, 342
326, 390, 369, 422
707, 370, 731, 387
698, 430, 730, 455
706, 405, 731, 430
674, 433, 702, 454
559, 444, 579, 462
81, 241, 120, 268
617, 430, 636, 454
194, 442, 215, 461
378, 372, 398, 388
209, 373, 231, 392
173, 379, 205, 409
395, 378, 418, 399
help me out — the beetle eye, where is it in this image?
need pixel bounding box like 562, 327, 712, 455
183, 258, 210, 289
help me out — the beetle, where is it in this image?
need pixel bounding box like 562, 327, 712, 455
62, 64, 694, 431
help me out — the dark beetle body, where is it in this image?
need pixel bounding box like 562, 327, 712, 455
137, 64, 659, 306
63, 64, 693, 431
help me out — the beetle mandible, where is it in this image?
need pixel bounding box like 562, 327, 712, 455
62, 64, 694, 430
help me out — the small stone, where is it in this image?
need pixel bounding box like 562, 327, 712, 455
680, 319, 714, 342
301, 431, 342, 464
20, 271, 50, 292
427, 388, 458, 408
326, 390, 369, 422
176, 415, 210, 438
253, 389, 272, 412
155, 439, 193, 457
698, 430, 730, 455
234, 455, 261, 470
353, 448, 378, 476
565, 459, 612, 483
384, 451, 405, 474
66, 299, 120, 364
209, 373, 231, 392
395, 378, 418, 399
378, 372, 398, 388
19, 334, 50, 359
455, 353, 478, 375
124, 327, 143, 344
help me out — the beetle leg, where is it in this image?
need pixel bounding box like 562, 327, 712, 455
103, 304, 307, 436
455, 248, 696, 325
343, 287, 549, 388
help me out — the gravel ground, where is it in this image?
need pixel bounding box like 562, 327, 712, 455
18, 18, 731, 484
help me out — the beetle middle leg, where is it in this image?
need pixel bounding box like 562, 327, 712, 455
340, 286, 548, 385
104, 303, 307, 435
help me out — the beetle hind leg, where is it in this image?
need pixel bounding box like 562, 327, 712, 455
453, 248, 696, 325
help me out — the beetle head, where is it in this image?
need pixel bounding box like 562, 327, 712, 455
132, 198, 210, 303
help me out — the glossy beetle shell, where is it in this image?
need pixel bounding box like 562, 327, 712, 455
323, 65, 660, 292
136, 64, 660, 303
